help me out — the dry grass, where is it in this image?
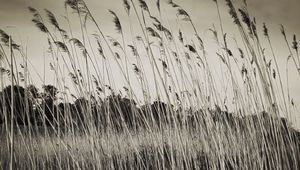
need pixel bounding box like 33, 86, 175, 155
0, 0, 300, 169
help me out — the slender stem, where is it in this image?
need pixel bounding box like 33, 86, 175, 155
266, 36, 288, 114
9, 36, 14, 170
282, 32, 300, 76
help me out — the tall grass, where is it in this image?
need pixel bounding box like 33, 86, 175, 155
0, 0, 299, 169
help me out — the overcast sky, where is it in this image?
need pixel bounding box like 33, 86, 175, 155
0, 0, 300, 126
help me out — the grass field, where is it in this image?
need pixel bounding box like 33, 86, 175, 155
0, 0, 300, 169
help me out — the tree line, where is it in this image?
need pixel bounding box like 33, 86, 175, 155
0, 84, 191, 133
0, 84, 299, 140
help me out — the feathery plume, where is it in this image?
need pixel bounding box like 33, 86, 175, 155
209, 28, 218, 42
238, 8, 251, 34
69, 38, 85, 50
225, 0, 240, 25
217, 53, 227, 65
251, 18, 257, 38
238, 48, 244, 59
109, 10, 122, 34
263, 23, 268, 37
128, 45, 138, 56
292, 35, 298, 51
178, 30, 183, 43
28, 6, 38, 13
161, 60, 168, 69
49, 63, 54, 70
133, 64, 140, 75
32, 18, 48, 33
146, 27, 161, 39
115, 52, 121, 59
107, 36, 122, 49
0, 29, 20, 50
65, 0, 77, 9
138, 0, 149, 13
28, 6, 42, 20
280, 25, 286, 38
196, 35, 204, 50
45, 9, 60, 29
241, 64, 248, 77
69, 72, 79, 84
185, 44, 196, 53
54, 41, 69, 52
177, 8, 190, 21
65, 0, 80, 10
156, 0, 160, 12
167, 0, 180, 8
150, 16, 161, 25
153, 23, 173, 40
95, 39, 104, 57
123, 0, 130, 14
226, 49, 233, 56
65, 0, 87, 14
93, 34, 105, 56
59, 28, 69, 39
0, 29, 9, 45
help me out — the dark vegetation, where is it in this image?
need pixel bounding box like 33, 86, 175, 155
1, 85, 300, 170
0, 84, 297, 132
0, 85, 172, 132
0, 84, 209, 132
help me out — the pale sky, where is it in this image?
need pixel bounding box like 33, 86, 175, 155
0, 0, 300, 126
